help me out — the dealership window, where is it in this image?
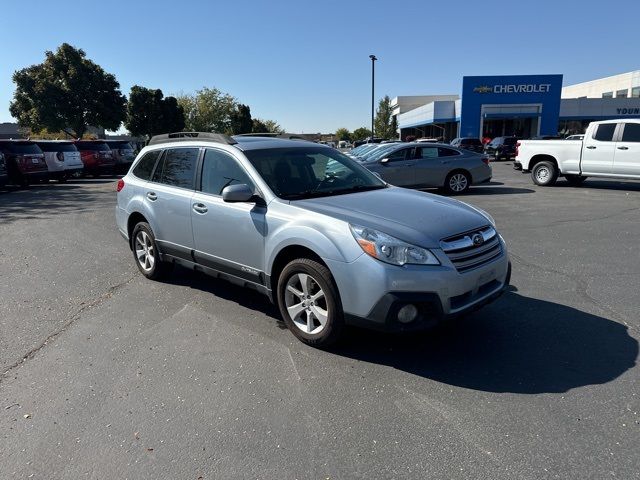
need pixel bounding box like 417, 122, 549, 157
602, 92, 613, 98
621, 123, 640, 142
631, 87, 640, 98
593, 123, 617, 142
616, 89, 628, 98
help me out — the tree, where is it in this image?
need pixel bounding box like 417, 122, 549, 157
335, 128, 351, 141
252, 118, 284, 134
125, 85, 185, 138
176, 87, 237, 133
10, 43, 126, 138
374, 95, 396, 139
252, 118, 268, 133
229, 104, 253, 134
352, 127, 372, 141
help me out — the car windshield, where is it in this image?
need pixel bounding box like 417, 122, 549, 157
244, 146, 387, 200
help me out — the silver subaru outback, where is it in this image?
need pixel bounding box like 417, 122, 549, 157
116, 132, 510, 347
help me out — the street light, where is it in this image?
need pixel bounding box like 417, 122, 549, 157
369, 54, 377, 141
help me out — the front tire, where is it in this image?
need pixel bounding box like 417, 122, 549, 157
131, 222, 172, 280
531, 161, 558, 186
277, 258, 344, 347
444, 171, 471, 194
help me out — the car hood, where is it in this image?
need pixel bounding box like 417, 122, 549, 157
294, 187, 491, 248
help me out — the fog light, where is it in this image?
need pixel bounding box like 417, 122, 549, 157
397, 304, 418, 324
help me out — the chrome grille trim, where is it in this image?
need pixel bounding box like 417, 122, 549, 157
440, 226, 503, 273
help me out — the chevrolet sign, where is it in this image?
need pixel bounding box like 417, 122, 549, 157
474, 84, 552, 94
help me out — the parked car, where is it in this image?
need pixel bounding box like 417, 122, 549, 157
0, 140, 48, 186
450, 137, 484, 153
105, 140, 136, 173
74, 140, 115, 176
415, 138, 441, 143
484, 136, 519, 161
360, 143, 492, 194
529, 135, 563, 140
565, 134, 584, 141
36, 141, 84, 182
116, 132, 510, 347
0, 151, 8, 187
515, 119, 640, 186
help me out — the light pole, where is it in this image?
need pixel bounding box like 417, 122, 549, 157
369, 54, 377, 141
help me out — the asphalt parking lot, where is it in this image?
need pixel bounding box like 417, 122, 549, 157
0, 163, 638, 479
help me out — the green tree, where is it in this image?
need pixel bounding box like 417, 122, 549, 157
176, 87, 237, 133
9, 43, 126, 138
335, 127, 351, 141
229, 104, 253, 134
253, 118, 284, 134
352, 127, 372, 141
252, 118, 268, 133
374, 95, 396, 139
125, 85, 185, 138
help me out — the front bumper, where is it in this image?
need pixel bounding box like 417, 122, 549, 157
325, 241, 510, 332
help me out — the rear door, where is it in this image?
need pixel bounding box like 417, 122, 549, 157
377, 147, 415, 186
146, 147, 199, 259
612, 122, 640, 176
581, 123, 618, 174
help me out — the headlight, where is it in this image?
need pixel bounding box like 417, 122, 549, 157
349, 225, 440, 266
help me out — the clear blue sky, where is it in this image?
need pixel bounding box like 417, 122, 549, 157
1, 0, 639, 133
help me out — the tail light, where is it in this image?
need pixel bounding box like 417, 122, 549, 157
515, 142, 521, 157
56, 151, 65, 161
116, 179, 125, 192
481, 156, 490, 165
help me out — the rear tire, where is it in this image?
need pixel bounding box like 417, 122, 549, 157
277, 258, 344, 347
565, 174, 587, 186
444, 171, 471, 194
131, 222, 172, 280
531, 161, 558, 186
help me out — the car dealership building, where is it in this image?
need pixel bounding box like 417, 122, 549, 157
393, 71, 640, 140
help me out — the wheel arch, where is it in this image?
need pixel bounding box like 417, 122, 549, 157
269, 245, 329, 292
127, 211, 149, 250
529, 154, 558, 170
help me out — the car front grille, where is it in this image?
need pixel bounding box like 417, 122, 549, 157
440, 226, 502, 273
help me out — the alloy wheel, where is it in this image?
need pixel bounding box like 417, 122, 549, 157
284, 273, 328, 335
535, 166, 550, 183
134, 231, 155, 272
449, 173, 468, 192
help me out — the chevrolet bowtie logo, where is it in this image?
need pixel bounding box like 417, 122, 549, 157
473, 86, 493, 94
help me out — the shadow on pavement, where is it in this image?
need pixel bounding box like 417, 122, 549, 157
159, 266, 638, 394
333, 291, 638, 394
556, 178, 640, 192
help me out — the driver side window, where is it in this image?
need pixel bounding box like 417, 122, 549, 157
387, 148, 409, 161
200, 148, 254, 196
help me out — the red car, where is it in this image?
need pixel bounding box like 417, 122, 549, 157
0, 140, 48, 186
74, 140, 116, 176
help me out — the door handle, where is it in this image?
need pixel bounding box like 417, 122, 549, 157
146, 192, 157, 201
192, 203, 208, 214
617, 146, 629, 150
586, 146, 596, 149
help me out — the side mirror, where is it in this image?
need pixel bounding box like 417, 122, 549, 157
222, 184, 254, 203
380, 158, 389, 164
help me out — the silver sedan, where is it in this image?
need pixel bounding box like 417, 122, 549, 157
361, 143, 492, 194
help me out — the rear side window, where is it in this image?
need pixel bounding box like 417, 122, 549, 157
152, 147, 199, 189
38, 143, 77, 152
593, 124, 617, 142
200, 149, 254, 195
132, 150, 162, 180
621, 123, 640, 142
7, 143, 42, 154
415, 147, 438, 159
76, 142, 110, 151
438, 147, 460, 157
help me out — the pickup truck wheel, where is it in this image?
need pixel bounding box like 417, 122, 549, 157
565, 174, 587, 186
531, 161, 558, 186
277, 258, 344, 348
444, 171, 471, 194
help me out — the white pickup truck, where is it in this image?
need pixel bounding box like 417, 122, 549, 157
515, 119, 640, 186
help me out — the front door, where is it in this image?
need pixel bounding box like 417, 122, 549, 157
612, 122, 640, 176
378, 147, 416, 186
191, 148, 266, 285
412, 145, 454, 187
581, 123, 619, 175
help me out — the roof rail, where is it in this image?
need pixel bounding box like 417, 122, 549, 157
234, 133, 308, 140
148, 131, 237, 146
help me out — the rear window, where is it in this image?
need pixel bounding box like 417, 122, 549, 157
76, 142, 111, 151
503, 138, 518, 145
107, 141, 133, 150
5, 142, 42, 154
461, 138, 482, 146
37, 142, 78, 152
593, 124, 617, 142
